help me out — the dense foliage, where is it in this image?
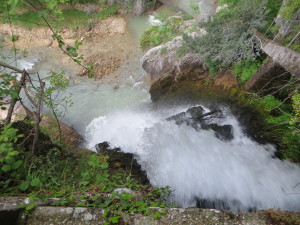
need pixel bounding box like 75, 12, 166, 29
182, 0, 273, 74
0, 121, 170, 223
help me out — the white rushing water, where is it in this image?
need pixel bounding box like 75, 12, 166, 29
86, 105, 300, 211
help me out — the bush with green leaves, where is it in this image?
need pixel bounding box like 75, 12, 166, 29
0, 124, 23, 190
2, 143, 171, 224
182, 0, 282, 75
254, 94, 300, 162
0, 73, 19, 110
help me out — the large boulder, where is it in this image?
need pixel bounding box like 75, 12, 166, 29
142, 30, 238, 101
141, 34, 206, 82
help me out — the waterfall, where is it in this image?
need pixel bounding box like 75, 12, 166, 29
86, 104, 300, 211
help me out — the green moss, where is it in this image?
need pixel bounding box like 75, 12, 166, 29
234, 59, 261, 84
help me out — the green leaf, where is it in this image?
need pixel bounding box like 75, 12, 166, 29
109, 216, 120, 224
8, 150, 19, 156
1, 164, 11, 172
5, 156, 15, 164
19, 181, 30, 191
25, 202, 37, 211
12, 160, 23, 169
11, 91, 19, 99
154, 211, 161, 219
30, 178, 41, 187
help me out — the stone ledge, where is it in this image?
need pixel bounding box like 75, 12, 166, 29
0, 197, 268, 225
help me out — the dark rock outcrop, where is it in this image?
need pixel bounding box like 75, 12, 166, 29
244, 59, 291, 99
167, 106, 234, 142
95, 142, 149, 184
204, 124, 234, 141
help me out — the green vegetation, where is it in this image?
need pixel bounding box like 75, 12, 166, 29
140, 16, 184, 51
0, 120, 170, 223
252, 93, 300, 162
234, 60, 262, 84
280, 0, 300, 20
0, 4, 120, 30
10, 34, 19, 42
182, 0, 268, 75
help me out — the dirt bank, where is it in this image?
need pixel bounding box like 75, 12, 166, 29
0, 16, 140, 81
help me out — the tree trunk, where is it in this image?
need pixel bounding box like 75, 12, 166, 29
5, 70, 27, 125
31, 81, 45, 155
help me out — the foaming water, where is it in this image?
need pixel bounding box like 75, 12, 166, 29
86, 106, 300, 211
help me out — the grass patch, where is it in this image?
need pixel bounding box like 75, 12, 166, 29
140, 17, 184, 51
234, 59, 262, 84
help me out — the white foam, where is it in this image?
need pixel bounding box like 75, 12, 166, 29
85, 106, 300, 211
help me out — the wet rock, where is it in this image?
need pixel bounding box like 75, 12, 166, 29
186, 106, 205, 119
166, 112, 187, 125
95, 141, 111, 153
167, 107, 233, 141
204, 124, 234, 141
95, 142, 149, 184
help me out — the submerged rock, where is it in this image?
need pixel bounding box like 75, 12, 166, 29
167, 106, 234, 141
95, 141, 112, 153
186, 106, 205, 119
204, 124, 234, 141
